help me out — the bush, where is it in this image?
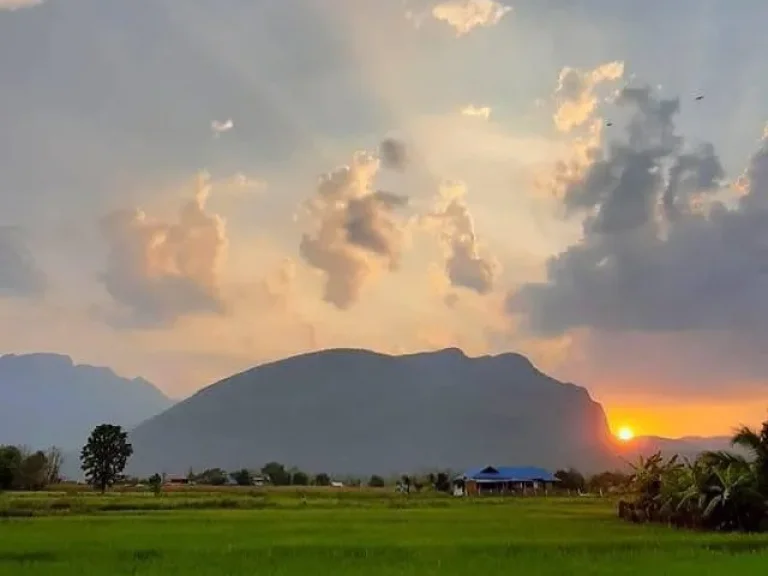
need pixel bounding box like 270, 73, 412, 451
368, 475, 385, 488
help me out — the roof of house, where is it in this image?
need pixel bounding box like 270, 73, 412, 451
459, 466, 558, 482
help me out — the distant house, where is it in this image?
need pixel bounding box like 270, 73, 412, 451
164, 476, 191, 486
453, 466, 558, 496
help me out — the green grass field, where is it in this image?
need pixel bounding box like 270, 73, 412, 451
2, 490, 768, 575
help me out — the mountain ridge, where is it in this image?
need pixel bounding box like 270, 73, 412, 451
125, 347, 618, 477
0, 352, 173, 452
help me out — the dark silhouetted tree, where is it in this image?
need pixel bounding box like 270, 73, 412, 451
261, 462, 291, 486
80, 424, 133, 493
18, 450, 48, 491
291, 470, 309, 486
148, 473, 163, 496
555, 468, 586, 492
194, 468, 228, 486
434, 472, 451, 492
230, 469, 254, 486
313, 473, 331, 486
0, 446, 22, 490
368, 475, 385, 488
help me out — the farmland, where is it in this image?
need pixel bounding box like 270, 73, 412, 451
2, 489, 768, 575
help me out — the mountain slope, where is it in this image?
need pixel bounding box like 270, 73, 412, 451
620, 435, 747, 461
0, 353, 173, 451
127, 348, 618, 477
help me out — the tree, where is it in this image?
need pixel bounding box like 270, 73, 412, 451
230, 469, 254, 486
368, 475, 385, 488
80, 424, 133, 493
731, 419, 768, 495
261, 462, 291, 486
291, 470, 309, 486
148, 473, 163, 496
45, 447, 64, 485
0, 445, 22, 490
18, 450, 48, 491
434, 472, 451, 493
555, 468, 586, 492
194, 468, 228, 486
313, 473, 331, 487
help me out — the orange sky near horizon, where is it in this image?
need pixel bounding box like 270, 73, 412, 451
604, 399, 766, 439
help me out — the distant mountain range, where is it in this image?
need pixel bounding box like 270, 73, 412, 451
0, 353, 173, 452
0, 348, 744, 479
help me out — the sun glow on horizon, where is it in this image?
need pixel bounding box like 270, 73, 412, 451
616, 426, 635, 442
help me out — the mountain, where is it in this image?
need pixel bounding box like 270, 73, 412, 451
127, 348, 619, 477
0, 353, 173, 452
619, 435, 746, 462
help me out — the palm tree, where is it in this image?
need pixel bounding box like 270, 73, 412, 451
701, 464, 765, 532
731, 419, 768, 495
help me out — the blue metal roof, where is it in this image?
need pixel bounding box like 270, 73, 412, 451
460, 466, 558, 482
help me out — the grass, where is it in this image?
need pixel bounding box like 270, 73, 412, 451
1, 489, 768, 574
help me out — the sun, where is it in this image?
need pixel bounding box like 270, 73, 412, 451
617, 426, 635, 442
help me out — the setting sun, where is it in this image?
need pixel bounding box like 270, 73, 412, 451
617, 426, 635, 442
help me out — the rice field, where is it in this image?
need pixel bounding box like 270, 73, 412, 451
2, 488, 768, 575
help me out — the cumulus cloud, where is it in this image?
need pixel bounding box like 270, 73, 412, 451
426, 181, 499, 295
553, 61, 625, 133
211, 119, 234, 138
0, 227, 45, 298
507, 83, 768, 340
461, 104, 492, 120
0, 0, 44, 10
299, 152, 409, 309
409, 0, 511, 36
100, 176, 227, 327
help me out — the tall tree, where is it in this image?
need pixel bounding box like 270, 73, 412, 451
0, 446, 22, 490
18, 450, 48, 491
80, 424, 133, 493
45, 447, 64, 485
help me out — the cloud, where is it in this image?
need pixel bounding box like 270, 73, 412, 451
0, 0, 44, 11
299, 151, 409, 309
426, 181, 500, 295
0, 227, 45, 298
100, 175, 227, 328
211, 119, 234, 138
461, 105, 491, 120
507, 83, 768, 341
201, 171, 267, 197
553, 62, 625, 133
410, 0, 511, 36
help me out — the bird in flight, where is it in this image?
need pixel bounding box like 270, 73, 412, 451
606, 121, 613, 127
695, 95, 704, 101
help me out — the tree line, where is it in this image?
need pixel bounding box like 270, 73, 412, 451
618, 418, 768, 532
0, 446, 63, 491
0, 423, 455, 494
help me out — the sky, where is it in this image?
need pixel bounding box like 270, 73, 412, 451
1, 0, 768, 438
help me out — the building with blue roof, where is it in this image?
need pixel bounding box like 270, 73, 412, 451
454, 466, 559, 496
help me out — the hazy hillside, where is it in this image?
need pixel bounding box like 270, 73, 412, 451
621, 435, 747, 461
0, 353, 173, 452
127, 348, 619, 477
